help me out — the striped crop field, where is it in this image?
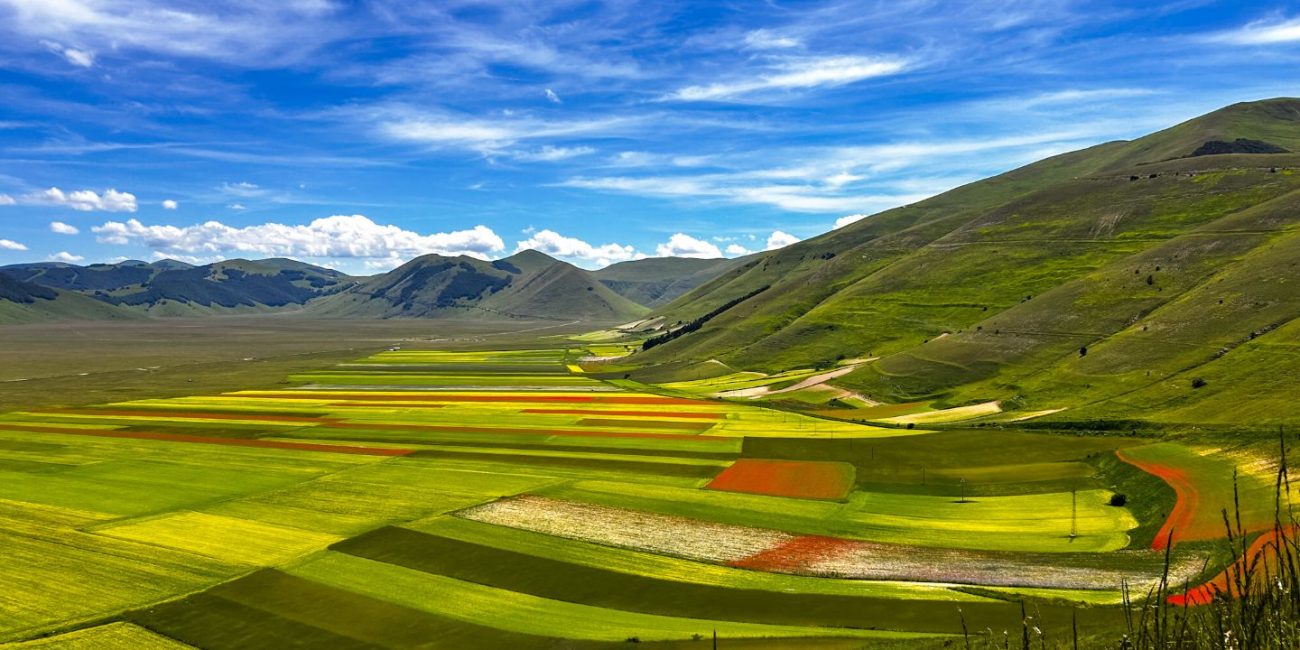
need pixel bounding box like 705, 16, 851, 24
0, 340, 1256, 647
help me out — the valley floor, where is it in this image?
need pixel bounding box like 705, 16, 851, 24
0, 319, 1290, 648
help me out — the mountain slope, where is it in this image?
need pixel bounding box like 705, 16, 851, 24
0, 273, 140, 324
1, 258, 355, 315
310, 249, 649, 321
633, 98, 1300, 427
593, 257, 741, 307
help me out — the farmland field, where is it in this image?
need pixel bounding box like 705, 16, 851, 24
0, 326, 1287, 649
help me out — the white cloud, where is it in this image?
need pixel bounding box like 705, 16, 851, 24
40, 40, 95, 67
509, 145, 596, 162
63, 47, 95, 67
7, 0, 347, 67
655, 233, 721, 258
221, 181, 264, 197
834, 213, 869, 228
0, 239, 28, 251
724, 243, 750, 256
50, 221, 80, 235
765, 230, 800, 250
368, 105, 636, 153
515, 229, 637, 267
0, 194, 15, 206
544, 88, 562, 104
669, 55, 908, 101
31, 187, 137, 213
743, 30, 801, 49
91, 215, 506, 263
1211, 17, 1300, 44
48, 251, 84, 263
228, 203, 247, 211
162, 199, 178, 210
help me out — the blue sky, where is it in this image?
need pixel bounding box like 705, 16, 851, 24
0, 1, 1298, 273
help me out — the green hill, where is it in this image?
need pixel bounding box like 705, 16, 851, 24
309, 249, 649, 322
593, 257, 741, 307
0, 273, 141, 324
631, 98, 1300, 428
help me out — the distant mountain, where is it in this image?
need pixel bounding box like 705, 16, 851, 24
0, 257, 354, 315
593, 257, 741, 307
634, 97, 1300, 428
0, 272, 140, 324
310, 249, 648, 321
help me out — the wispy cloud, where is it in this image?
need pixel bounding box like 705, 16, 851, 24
508, 145, 596, 162
1210, 16, 1300, 45
668, 55, 909, 102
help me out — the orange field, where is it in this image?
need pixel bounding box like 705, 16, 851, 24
706, 459, 855, 499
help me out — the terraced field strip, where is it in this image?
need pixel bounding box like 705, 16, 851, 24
457, 495, 1159, 589
321, 420, 735, 443
576, 418, 713, 431
707, 459, 856, 500
542, 479, 1135, 553
92, 511, 342, 565
521, 408, 723, 419
880, 401, 1003, 425
287, 552, 935, 642
0, 622, 191, 649
326, 524, 1122, 634
1, 424, 412, 456
1117, 443, 1278, 549
232, 390, 703, 406
31, 408, 330, 424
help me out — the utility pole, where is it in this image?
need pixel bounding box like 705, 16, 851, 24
1069, 486, 1078, 539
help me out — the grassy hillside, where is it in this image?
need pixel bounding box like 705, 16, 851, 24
311, 250, 649, 322
593, 257, 740, 307
631, 98, 1300, 427
0, 273, 141, 325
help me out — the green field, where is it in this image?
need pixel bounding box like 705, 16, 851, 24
0, 332, 1284, 648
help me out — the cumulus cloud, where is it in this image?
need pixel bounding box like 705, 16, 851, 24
228, 203, 247, 211
48, 251, 84, 263
765, 230, 800, 250
0, 239, 28, 251
162, 199, 179, 210
655, 233, 722, 258
32, 187, 137, 212
515, 229, 638, 267
834, 213, 869, 228
0, 194, 15, 206
91, 215, 506, 263
669, 55, 908, 101
724, 243, 750, 256
50, 221, 80, 235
